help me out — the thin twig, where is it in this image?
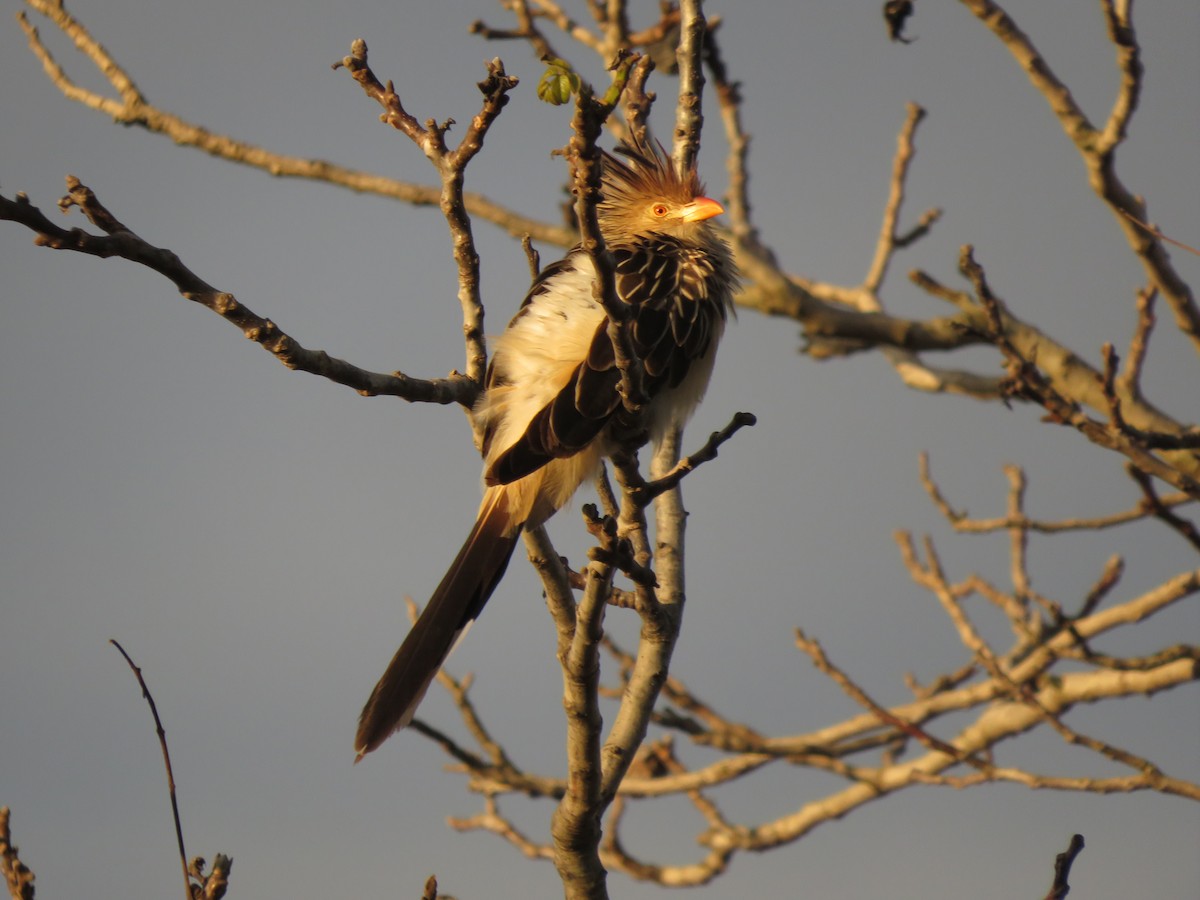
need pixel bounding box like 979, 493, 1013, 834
961, 246, 1200, 497
0, 184, 472, 405
1117, 287, 1157, 401
0, 809, 35, 900
109, 639, 193, 900
528, 0, 603, 52
448, 795, 555, 860
626, 411, 756, 505
1043, 833, 1085, 900
1118, 209, 1200, 257
472, 0, 565, 62
16, 1, 572, 249
1126, 466, 1200, 552
566, 57, 648, 414
863, 102, 940, 293
919, 452, 1195, 534
671, 0, 707, 177
703, 20, 768, 257
960, 0, 1200, 350
334, 41, 519, 389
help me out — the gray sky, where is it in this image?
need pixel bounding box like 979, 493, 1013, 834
2, 1, 1197, 897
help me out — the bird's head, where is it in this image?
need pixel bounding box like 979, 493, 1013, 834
598, 139, 724, 244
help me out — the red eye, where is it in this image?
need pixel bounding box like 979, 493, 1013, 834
652, 203, 669, 217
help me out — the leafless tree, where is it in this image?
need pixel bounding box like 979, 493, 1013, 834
2, 1, 1195, 898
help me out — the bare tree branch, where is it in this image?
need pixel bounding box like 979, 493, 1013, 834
16, 0, 571, 248
1043, 833, 1085, 900
109, 640, 233, 900
671, 0, 707, 177
918, 452, 1196, 534
0, 183, 474, 404
960, 246, 1200, 495
427, 484, 1198, 880
109, 640, 193, 900
334, 39, 519, 389
0, 809, 35, 900
862, 102, 941, 294
703, 19, 765, 257
958, 0, 1200, 352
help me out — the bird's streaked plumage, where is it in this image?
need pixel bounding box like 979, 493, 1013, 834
355, 139, 737, 760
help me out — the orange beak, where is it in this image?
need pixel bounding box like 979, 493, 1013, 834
680, 196, 725, 222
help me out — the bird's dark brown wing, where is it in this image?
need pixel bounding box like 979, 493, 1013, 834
485, 237, 724, 486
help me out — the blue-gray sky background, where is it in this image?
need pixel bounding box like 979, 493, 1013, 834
2, 1, 1197, 897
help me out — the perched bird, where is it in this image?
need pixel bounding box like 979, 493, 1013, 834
355, 138, 737, 759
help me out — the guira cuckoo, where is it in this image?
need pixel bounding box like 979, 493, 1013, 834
355, 139, 737, 759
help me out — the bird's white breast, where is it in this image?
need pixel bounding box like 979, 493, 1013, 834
478, 254, 607, 459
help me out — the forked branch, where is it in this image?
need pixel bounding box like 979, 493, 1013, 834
0, 182, 474, 405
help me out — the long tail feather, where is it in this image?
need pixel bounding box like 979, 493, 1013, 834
354, 489, 519, 760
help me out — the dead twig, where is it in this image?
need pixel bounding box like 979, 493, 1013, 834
0, 183, 472, 405
1043, 833, 1085, 900
0, 809, 35, 900
110, 639, 212, 900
